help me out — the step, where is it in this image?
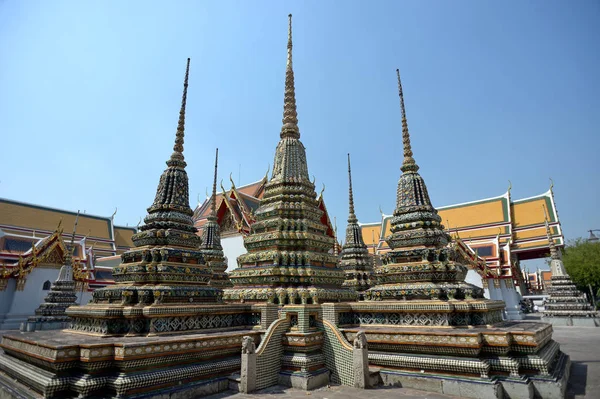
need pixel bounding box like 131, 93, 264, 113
368, 366, 382, 387
227, 373, 241, 392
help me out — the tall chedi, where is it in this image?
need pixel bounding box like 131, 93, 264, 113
541, 206, 599, 326
365, 70, 489, 303
339, 154, 374, 296
200, 148, 231, 288
225, 15, 354, 305
66, 59, 222, 336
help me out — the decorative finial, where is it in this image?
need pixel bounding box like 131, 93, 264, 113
507, 180, 512, 194
379, 205, 384, 216
347, 153, 357, 223
137, 217, 142, 229
68, 211, 80, 257
169, 58, 191, 165
56, 218, 63, 233
320, 183, 326, 198
264, 164, 271, 181
549, 177, 554, 191
280, 14, 299, 139
396, 69, 418, 173
111, 207, 117, 221
211, 148, 219, 217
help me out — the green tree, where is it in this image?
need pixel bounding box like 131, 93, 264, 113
561, 238, 600, 295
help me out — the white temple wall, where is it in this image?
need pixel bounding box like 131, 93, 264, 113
77, 290, 93, 306
221, 235, 247, 272
0, 267, 59, 329
465, 270, 483, 289
0, 279, 17, 327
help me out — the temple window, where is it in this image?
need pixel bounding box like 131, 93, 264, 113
474, 245, 493, 257
42, 280, 51, 290
3, 238, 34, 252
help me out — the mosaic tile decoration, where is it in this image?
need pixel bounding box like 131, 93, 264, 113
255, 317, 291, 390
319, 319, 354, 386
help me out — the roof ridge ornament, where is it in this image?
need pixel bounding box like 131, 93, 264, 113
168, 57, 190, 166
280, 14, 300, 139
396, 69, 419, 173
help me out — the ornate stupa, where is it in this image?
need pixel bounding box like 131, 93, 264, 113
339, 154, 374, 296
201, 148, 232, 288
224, 15, 355, 305
365, 70, 485, 302
66, 58, 222, 336
22, 218, 79, 332
541, 207, 598, 326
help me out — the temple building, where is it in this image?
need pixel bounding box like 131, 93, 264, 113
0, 198, 135, 329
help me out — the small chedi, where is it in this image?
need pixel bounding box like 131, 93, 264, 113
200, 148, 232, 288
339, 154, 374, 296
20, 219, 80, 332
542, 208, 598, 326
224, 14, 355, 305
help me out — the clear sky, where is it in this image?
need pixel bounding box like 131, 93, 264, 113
1, 1, 599, 259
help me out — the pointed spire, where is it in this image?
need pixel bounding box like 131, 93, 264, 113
280, 14, 299, 139
211, 148, 219, 217
543, 205, 559, 260
396, 69, 419, 173
169, 58, 190, 166
347, 153, 357, 223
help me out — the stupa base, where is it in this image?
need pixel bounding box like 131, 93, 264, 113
0, 327, 262, 399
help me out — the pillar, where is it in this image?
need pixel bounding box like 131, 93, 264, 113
353, 331, 370, 389
240, 336, 256, 393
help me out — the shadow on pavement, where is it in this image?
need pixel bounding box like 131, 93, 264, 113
567, 362, 588, 398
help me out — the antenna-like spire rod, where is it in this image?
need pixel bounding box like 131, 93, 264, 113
396, 69, 419, 173
543, 205, 559, 260
211, 148, 219, 216
347, 153, 357, 223
280, 14, 300, 139
170, 58, 191, 164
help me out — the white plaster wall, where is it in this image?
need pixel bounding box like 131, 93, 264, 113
221, 235, 247, 272
7, 268, 59, 317
76, 290, 93, 306
465, 270, 484, 289
0, 279, 17, 319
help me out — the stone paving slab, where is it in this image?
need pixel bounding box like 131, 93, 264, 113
204, 384, 460, 399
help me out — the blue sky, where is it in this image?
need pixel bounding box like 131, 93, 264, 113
1, 1, 599, 258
